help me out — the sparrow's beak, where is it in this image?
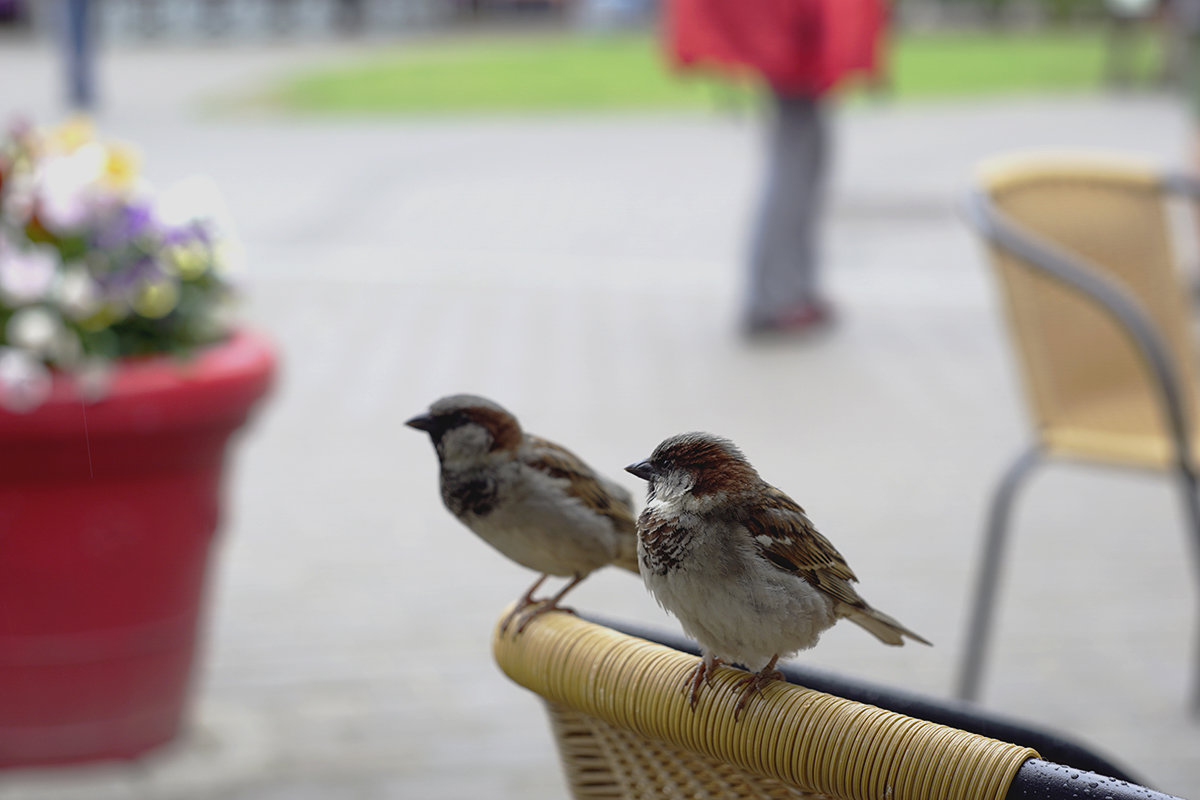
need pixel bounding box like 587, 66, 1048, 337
624, 459, 656, 481
405, 413, 437, 433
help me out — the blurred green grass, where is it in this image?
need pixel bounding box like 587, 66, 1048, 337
264, 34, 711, 113
259, 28, 1164, 114
893, 29, 1160, 97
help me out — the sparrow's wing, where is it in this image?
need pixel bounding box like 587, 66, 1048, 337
523, 435, 638, 537
746, 485, 931, 647
742, 485, 865, 610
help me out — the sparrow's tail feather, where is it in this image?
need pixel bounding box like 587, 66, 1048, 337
845, 605, 932, 647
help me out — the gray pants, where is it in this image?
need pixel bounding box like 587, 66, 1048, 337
745, 92, 829, 323
63, 0, 95, 110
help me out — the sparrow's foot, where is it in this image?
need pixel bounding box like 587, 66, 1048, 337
683, 656, 724, 709
506, 572, 586, 635
500, 574, 549, 634
731, 656, 784, 721
499, 599, 538, 634
514, 600, 577, 634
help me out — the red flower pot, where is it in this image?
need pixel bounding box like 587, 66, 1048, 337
0, 330, 276, 768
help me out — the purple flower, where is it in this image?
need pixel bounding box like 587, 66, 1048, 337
0, 120, 240, 409
92, 202, 157, 251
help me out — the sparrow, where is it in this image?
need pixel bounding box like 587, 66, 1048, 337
406, 394, 639, 633
625, 432, 930, 718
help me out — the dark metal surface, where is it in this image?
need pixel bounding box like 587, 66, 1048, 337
956, 445, 1042, 703
1008, 760, 1184, 800
963, 181, 1200, 715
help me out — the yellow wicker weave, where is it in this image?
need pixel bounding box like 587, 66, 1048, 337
493, 610, 1038, 800
977, 153, 1200, 468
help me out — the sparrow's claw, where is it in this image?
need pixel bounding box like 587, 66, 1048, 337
500, 574, 553, 634
683, 660, 706, 708
500, 600, 537, 634
507, 572, 586, 635
514, 599, 577, 633
731, 656, 784, 721
683, 656, 723, 709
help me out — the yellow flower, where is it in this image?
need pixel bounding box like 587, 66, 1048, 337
163, 241, 210, 280
102, 142, 140, 189
133, 280, 180, 319
48, 116, 94, 154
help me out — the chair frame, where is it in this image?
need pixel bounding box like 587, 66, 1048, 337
604, 616, 1145, 785
494, 610, 1187, 800
955, 170, 1200, 713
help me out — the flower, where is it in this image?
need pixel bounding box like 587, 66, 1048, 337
0, 237, 57, 305
0, 119, 237, 412
55, 265, 101, 319
0, 346, 51, 412
36, 142, 110, 232
6, 306, 64, 356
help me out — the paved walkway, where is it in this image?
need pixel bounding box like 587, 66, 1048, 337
0, 30, 1197, 799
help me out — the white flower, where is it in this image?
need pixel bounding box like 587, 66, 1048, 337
0, 239, 58, 305
35, 142, 107, 232
6, 306, 64, 356
0, 346, 52, 413
55, 266, 102, 320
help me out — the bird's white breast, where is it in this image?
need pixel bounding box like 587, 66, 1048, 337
464, 463, 618, 577
641, 517, 836, 671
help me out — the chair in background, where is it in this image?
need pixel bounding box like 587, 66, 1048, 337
493, 610, 1182, 800
956, 152, 1200, 712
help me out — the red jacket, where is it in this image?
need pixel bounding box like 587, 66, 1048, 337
665, 0, 885, 96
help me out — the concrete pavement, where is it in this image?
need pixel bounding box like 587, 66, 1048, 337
0, 29, 1197, 799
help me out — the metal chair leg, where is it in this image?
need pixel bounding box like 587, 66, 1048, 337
1172, 463, 1200, 716
956, 446, 1042, 703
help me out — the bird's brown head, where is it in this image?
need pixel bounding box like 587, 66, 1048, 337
625, 432, 759, 505
405, 394, 523, 464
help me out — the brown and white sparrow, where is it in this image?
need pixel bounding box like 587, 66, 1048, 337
407, 394, 639, 632
626, 432, 930, 717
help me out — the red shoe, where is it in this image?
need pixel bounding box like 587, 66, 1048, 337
743, 302, 835, 338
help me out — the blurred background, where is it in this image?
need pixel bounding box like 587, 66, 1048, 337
0, 0, 1198, 797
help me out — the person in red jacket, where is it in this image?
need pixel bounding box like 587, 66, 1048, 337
664, 0, 886, 336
